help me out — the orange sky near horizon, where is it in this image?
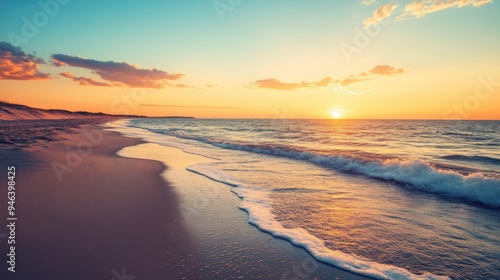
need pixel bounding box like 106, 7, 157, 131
2, 73, 498, 120
1, 1, 499, 120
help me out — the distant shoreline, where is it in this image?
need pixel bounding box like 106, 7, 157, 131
0, 101, 195, 121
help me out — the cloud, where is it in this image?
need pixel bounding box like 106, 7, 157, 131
369, 65, 406, 75
51, 59, 67, 67
59, 72, 111, 87
363, 4, 398, 27
396, 0, 492, 21
315, 77, 333, 87
338, 65, 405, 87
51, 54, 184, 88
251, 65, 406, 91
252, 77, 332, 90
139, 104, 237, 109
362, 0, 377, 6
0, 41, 50, 81
340, 76, 368, 87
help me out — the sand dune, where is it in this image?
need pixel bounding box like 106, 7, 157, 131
0, 101, 125, 121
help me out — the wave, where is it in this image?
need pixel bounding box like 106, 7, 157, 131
111, 120, 498, 279
187, 164, 450, 280
141, 129, 500, 208
441, 132, 492, 141
220, 144, 500, 208
441, 154, 500, 166
113, 120, 453, 279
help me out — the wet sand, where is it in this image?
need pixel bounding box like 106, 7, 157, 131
0, 120, 195, 279
0, 119, 369, 279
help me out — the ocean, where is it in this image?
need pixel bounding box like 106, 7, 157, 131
112, 119, 500, 279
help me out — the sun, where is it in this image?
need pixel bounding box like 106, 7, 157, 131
330, 109, 342, 119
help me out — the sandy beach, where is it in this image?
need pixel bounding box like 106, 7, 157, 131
0, 119, 368, 279
1, 1, 499, 278
0, 119, 197, 279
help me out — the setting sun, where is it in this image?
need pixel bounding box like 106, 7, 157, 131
331, 109, 342, 119
1, 1, 499, 279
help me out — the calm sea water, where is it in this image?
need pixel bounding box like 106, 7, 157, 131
116, 119, 500, 279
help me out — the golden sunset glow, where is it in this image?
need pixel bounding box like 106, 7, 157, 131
330, 109, 342, 119
0, 1, 498, 119
1, 2, 500, 280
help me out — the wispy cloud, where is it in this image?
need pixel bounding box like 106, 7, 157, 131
369, 65, 406, 75
0, 41, 50, 81
59, 72, 111, 87
251, 65, 406, 91
51, 60, 66, 67
51, 54, 185, 88
363, 4, 398, 27
338, 64, 405, 87
252, 77, 332, 90
339, 76, 368, 87
250, 65, 406, 90
362, 0, 377, 6
139, 104, 237, 109
396, 0, 492, 21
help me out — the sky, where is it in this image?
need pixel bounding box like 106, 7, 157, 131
0, 0, 499, 119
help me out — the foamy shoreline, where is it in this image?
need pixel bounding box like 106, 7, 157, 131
0, 118, 369, 279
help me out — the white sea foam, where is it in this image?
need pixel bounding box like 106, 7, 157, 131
213, 145, 498, 207
115, 120, 500, 208
106, 119, 452, 280
188, 163, 450, 280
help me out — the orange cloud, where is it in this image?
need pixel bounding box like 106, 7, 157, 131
338, 65, 405, 87
139, 104, 237, 109
59, 72, 111, 87
369, 65, 406, 76
340, 76, 368, 87
51, 54, 184, 88
253, 77, 332, 90
173, 83, 189, 88
363, 4, 398, 27
252, 65, 406, 91
396, 0, 492, 21
0, 41, 50, 81
52, 59, 67, 67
